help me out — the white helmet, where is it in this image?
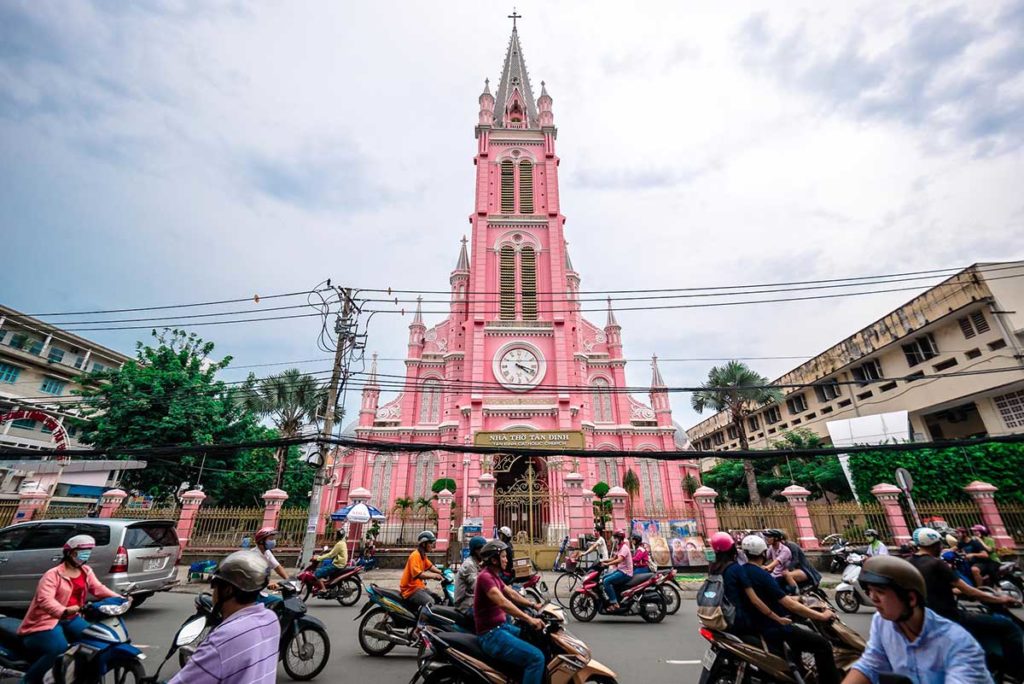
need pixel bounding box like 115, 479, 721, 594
740, 534, 768, 557
63, 534, 96, 554
498, 526, 513, 540
912, 527, 943, 548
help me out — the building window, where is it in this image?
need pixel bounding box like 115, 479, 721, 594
73, 355, 86, 370
8, 333, 27, 350
27, 339, 43, 355
747, 415, 760, 431
369, 455, 393, 510
500, 160, 515, 213
851, 359, 884, 385
726, 425, 739, 440
520, 246, 537, 320
765, 405, 782, 424
786, 393, 808, 415
814, 379, 842, 403
47, 348, 65, 364
40, 378, 67, 395
412, 452, 437, 499
591, 378, 613, 423
712, 431, 725, 446
518, 160, 534, 213
637, 459, 663, 514
12, 419, 36, 430
902, 333, 938, 367
958, 311, 991, 339
418, 379, 442, 424
499, 246, 516, 320
994, 390, 1024, 429
0, 362, 20, 384
598, 457, 619, 486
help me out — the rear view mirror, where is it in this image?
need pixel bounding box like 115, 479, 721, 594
175, 616, 207, 648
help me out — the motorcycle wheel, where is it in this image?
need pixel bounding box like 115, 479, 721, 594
640, 597, 667, 623
554, 573, 581, 608
836, 591, 860, 614
99, 660, 146, 683
336, 579, 362, 606
358, 607, 398, 656
660, 583, 682, 615
569, 592, 598, 622
282, 624, 331, 681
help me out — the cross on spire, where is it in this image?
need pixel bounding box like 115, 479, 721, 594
508, 8, 522, 30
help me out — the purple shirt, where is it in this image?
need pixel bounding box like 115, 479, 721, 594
169, 603, 280, 684
473, 566, 508, 634
767, 543, 792, 578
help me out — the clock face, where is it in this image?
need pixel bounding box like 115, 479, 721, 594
497, 347, 543, 390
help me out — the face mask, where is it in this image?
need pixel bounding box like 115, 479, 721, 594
75, 550, 92, 566
264, 540, 276, 551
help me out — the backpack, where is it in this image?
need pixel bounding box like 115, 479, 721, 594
696, 564, 736, 631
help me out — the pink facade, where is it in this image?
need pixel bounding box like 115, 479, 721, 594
324, 25, 699, 535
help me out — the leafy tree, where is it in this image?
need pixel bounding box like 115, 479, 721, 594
623, 468, 640, 522
415, 496, 437, 519
691, 361, 782, 505
74, 329, 254, 500
392, 497, 414, 543
203, 428, 316, 506
241, 368, 328, 490
431, 478, 457, 495
591, 481, 612, 531
591, 482, 610, 499
683, 474, 700, 498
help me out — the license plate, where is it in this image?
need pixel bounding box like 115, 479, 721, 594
143, 557, 165, 571
701, 647, 717, 670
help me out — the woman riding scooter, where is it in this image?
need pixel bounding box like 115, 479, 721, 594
17, 535, 121, 684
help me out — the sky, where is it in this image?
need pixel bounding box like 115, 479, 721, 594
1, 0, 1023, 432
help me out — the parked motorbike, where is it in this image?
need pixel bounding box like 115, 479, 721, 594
296, 558, 364, 606
356, 572, 457, 657
696, 594, 866, 684
568, 568, 667, 623
411, 603, 618, 684
821, 534, 849, 574
0, 596, 145, 684
181, 580, 330, 681
834, 551, 872, 614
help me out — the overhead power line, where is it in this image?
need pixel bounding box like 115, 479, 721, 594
20, 289, 331, 318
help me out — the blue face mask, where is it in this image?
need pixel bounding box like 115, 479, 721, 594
265, 540, 276, 551
76, 550, 92, 565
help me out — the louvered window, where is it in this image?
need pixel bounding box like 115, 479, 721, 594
500, 160, 515, 213
419, 379, 442, 424
592, 378, 613, 423
519, 161, 534, 213
959, 311, 991, 339
520, 246, 537, 320
499, 246, 516, 320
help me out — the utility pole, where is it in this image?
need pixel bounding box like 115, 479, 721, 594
299, 287, 355, 566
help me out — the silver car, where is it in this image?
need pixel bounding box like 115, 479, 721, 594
0, 518, 180, 608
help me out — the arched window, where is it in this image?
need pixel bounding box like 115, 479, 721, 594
419, 379, 442, 424
592, 378, 613, 423
500, 160, 515, 213
637, 458, 665, 515
499, 246, 516, 320
519, 160, 534, 213
412, 452, 437, 499
520, 246, 537, 320
598, 457, 619, 486
370, 454, 393, 509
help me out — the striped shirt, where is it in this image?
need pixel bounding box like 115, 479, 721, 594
169, 603, 280, 684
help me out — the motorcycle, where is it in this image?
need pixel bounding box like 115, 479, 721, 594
141, 614, 207, 684
959, 597, 1024, 683
655, 568, 682, 616
834, 551, 872, 614
997, 562, 1024, 603
296, 558, 364, 606
511, 570, 548, 605
0, 596, 145, 684
568, 568, 667, 623
180, 580, 330, 681
356, 571, 457, 657
411, 603, 618, 684
696, 594, 866, 684
820, 534, 849, 574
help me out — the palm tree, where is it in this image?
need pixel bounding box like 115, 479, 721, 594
622, 468, 640, 523
241, 368, 329, 490
691, 360, 782, 505
415, 496, 437, 520
392, 497, 414, 544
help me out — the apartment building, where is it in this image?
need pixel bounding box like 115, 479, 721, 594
686, 262, 1024, 457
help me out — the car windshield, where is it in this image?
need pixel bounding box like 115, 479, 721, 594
125, 523, 178, 549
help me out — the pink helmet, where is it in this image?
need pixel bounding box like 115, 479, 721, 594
971, 524, 988, 535
254, 527, 277, 544
710, 531, 735, 553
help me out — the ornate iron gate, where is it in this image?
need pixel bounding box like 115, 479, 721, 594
490, 455, 570, 548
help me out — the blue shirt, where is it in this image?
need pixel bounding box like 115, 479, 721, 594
851, 608, 993, 684
723, 562, 789, 633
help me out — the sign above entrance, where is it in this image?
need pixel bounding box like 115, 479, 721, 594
473, 430, 585, 451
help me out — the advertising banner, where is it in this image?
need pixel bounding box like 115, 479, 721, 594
630, 518, 707, 568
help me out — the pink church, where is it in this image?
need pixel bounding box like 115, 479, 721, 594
326, 24, 699, 542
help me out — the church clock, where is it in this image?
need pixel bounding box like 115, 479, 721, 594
494, 343, 546, 392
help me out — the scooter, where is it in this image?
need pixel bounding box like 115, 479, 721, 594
821, 534, 849, 574
568, 568, 667, 623
411, 603, 618, 684
834, 551, 872, 613
0, 596, 145, 683
356, 571, 457, 657
296, 558, 364, 606
655, 568, 683, 615
958, 596, 1024, 683
141, 614, 208, 684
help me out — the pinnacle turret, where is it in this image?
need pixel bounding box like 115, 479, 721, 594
605, 298, 620, 329
650, 354, 666, 388
454, 236, 470, 272
411, 296, 425, 327
492, 24, 539, 128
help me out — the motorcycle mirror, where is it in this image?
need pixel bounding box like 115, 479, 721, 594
175, 616, 208, 648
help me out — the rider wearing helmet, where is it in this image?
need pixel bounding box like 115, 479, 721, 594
254, 526, 289, 585
474, 540, 546, 684
454, 536, 488, 614
497, 526, 515, 581
762, 529, 797, 593
846, 555, 992, 684
599, 530, 634, 611
400, 530, 444, 609
738, 535, 841, 684
909, 527, 1023, 672
864, 529, 889, 557
313, 527, 349, 593
18, 534, 120, 684
169, 550, 280, 684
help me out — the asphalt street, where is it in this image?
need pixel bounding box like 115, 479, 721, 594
120, 591, 876, 683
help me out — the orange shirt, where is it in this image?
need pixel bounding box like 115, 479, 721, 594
399, 550, 434, 598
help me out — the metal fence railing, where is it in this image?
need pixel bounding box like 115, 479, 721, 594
189, 506, 264, 549
113, 506, 178, 520
277, 507, 314, 548
0, 502, 17, 528
807, 501, 891, 544
716, 504, 797, 541
914, 500, 983, 531
38, 504, 93, 520
998, 503, 1024, 545
375, 512, 437, 547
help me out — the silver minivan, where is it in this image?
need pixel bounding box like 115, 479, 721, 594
0, 518, 180, 608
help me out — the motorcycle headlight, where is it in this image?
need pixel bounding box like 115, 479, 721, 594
97, 602, 130, 617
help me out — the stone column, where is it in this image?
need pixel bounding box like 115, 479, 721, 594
564, 472, 590, 543
607, 486, 628, 534
467, 488, 480, 518
261, 488, 289, 530
478, 473, 495, 537
175, 490, 207, 553
964, 481, 1015, 550
693, 486, 720, 537
871, 483, 911, 544
15, 489, 49, 523
782, 484, 819, 550
347, 487, 372, 557
97, 488, 128, 518
435, 488, 454, 552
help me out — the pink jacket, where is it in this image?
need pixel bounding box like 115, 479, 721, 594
18, 564, 118, 635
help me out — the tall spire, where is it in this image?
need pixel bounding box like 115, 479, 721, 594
564, 240, 576, 273
650, 354, 666, 388
412, 296, 424, 326
454, 236, 470, 271
605, 297, 619, 328
492, 19, 539, 128
368, 352, 379, 387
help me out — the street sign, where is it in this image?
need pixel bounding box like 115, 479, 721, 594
895, 467, 913, 492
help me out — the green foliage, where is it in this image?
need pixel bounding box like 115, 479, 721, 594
683, 474, 700, 497
431, 478, 457, 495
591, 481, 610, 499
202, 428, 316, 506
623, 468, 640, 520
415, 497, 437, 518
590, 481, 612, 529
